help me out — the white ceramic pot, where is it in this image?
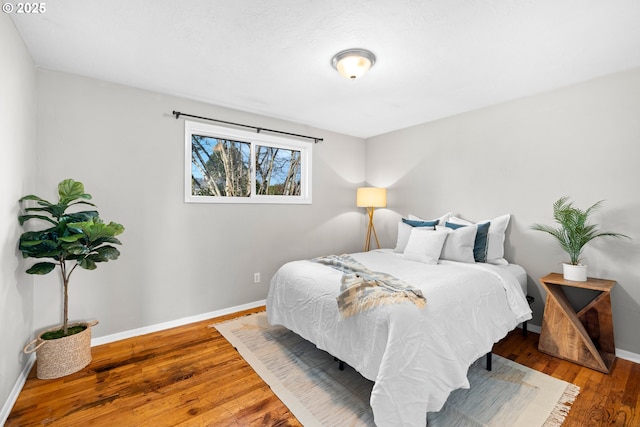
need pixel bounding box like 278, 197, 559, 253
563, 263, 587, 282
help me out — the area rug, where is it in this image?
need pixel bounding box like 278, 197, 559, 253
214, 312, 579, 427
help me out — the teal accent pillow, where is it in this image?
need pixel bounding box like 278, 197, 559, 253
402, 218, 439, 229
445, 221, 490, 262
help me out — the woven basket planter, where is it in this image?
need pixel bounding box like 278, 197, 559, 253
24, 320, 98, 379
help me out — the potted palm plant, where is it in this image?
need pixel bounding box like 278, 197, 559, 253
531, 196, 629, 281
18, 179, 124, 379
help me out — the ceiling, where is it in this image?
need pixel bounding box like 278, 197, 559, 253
10, 0, 640, 138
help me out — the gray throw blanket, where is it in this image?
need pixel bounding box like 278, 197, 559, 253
312, 254, 426, 317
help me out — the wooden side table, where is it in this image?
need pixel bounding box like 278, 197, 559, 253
538, 273, 616, 373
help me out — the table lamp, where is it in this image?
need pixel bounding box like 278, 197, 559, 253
356, 187, 387, 251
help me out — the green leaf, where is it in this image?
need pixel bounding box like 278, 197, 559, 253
58, 179, 92, 205
26, 262, 57, 275
60, 211, 99, 224
98, 237, 122, 245
19, 239, 49, 248
78, 258, 97, 270
94, 245, 121, 260
18, 213, 58, 226
62, 242, 90, 255
58, 234, 85, 243
68, 219, 124, 243
18, 194, 52, 205
68, 200, 97, 208
86, 253, 109, 263
22, 250, 63, 260
86, 235, 124, 249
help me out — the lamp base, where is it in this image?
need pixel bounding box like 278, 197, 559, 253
364, 207, 381, 252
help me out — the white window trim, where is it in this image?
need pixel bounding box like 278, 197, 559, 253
184, 120, 312, 204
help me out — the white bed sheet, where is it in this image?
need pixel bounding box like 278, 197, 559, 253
266, 249, 532, 427
492, 263, 528, 296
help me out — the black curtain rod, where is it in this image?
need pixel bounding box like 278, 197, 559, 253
172, 111, 323, 143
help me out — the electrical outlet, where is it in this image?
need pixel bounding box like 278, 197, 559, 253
254, 272, 261, 284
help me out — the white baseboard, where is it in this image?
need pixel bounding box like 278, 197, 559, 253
91, 299, 266, 347
614, 349, 640, 364
1, 353, 36, 426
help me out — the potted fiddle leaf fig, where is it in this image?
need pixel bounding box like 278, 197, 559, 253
18, 179, 124, 379
531, 196, 629, 281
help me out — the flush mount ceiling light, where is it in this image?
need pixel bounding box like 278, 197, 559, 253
331, 48, 376, 80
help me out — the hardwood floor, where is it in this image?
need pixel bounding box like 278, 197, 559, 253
493, 329, 640, 427
7, 307, 640, 426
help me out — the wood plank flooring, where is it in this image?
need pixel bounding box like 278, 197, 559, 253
7, 307, 640, 426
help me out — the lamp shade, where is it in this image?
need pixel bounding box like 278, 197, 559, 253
356, 187, 387, 208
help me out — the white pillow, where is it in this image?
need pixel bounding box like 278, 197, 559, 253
403, 228, 448, 264
448, 214, 510, 264
393, 212, 451, 253
439, 225, 477, 263
408, 212, 452, 225
486, 233, 506, 264
393, 221, 413, 253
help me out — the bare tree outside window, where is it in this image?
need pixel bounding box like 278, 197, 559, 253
191, 136, 251, 197
255, 146, 301, 196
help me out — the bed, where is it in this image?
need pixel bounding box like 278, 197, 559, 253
266, 214, 533, 427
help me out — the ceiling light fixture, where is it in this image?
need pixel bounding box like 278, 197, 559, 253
331, 48, 376, 80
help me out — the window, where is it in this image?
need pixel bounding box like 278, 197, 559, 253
185, 120, 312, 204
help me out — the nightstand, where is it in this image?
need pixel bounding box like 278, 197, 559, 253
538, 273, 616, 373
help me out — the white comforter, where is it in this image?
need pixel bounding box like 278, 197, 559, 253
266, 250, 532, 427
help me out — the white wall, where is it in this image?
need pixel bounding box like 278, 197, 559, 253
366, 67, 640, 354
0, 14, 37, 414
33, 69, 367, 338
